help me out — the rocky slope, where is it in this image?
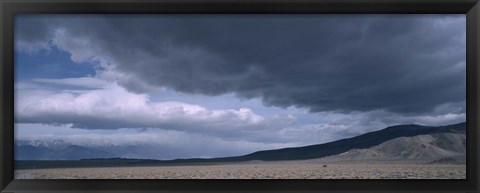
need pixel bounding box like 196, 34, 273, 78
318, 133, 465, 163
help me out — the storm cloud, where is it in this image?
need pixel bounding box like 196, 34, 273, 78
16, 15, 466, 115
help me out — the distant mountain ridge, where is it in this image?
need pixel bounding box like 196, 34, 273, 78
15, 122, 466, 167
15, 140, 116, 160
228, 122, 465, 161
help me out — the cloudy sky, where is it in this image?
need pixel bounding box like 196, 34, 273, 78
14, 14, 466, 159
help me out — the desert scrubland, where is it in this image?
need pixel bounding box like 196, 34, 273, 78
15, 161, 465, 179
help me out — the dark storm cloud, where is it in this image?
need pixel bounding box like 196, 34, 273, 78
16, 15, 466, 115
15, 17, 55, 51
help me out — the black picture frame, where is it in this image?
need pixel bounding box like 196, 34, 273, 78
1, 0, 479, 192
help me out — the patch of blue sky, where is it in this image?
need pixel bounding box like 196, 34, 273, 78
15, 46, 97, 81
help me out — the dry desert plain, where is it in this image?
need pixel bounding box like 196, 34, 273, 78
14, 160, 466, 179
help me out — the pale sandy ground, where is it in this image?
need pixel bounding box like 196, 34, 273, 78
15, 161, 466, 179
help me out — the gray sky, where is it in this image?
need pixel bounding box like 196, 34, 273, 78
14, 15, 466, 159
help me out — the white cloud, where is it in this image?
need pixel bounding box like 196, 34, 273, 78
16, 82, 296, 142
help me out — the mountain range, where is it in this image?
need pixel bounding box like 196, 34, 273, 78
231, 122, 465, 161
15, 140, 172, 160
15, 122, 466, 169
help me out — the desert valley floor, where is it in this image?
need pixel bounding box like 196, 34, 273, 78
15, 160, 465, 179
